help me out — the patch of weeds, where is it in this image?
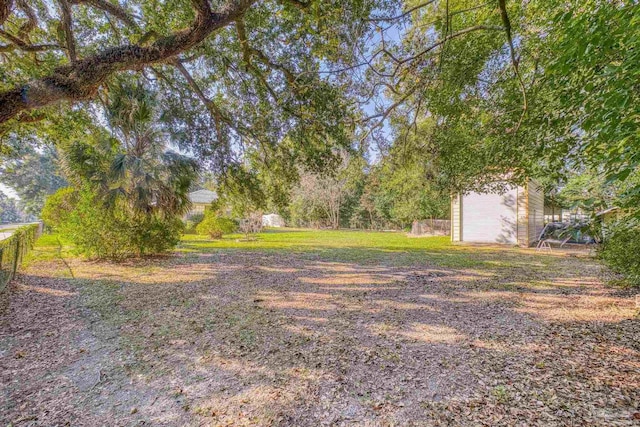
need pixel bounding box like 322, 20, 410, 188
492, 385, 511, 404
238, 329, 256, 346
379, 348, 401, 363
206, 303, 278, 351
193, 405, 216, 417
80, 280, 124, 324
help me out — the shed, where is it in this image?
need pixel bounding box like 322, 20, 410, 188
451, 179, 544, 246
186, 189, 217, 217
262, 213, 285, 227
595, 207, 622, 239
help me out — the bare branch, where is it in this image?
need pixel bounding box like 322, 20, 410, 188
395, 25, 503, 67
16, 0, 37, 39
0, 28, 25, 45
362, 86, 417, 124
0, 28, 64, 53
498, 0, 527, 133
315, 25, 502, 79
171, 59, 228, 140
59, 0, 77, 62
367, 1, 436, 22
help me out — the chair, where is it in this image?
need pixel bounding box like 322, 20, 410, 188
536, 235, 571, 251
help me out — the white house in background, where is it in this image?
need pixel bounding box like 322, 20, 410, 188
186, 189, 217, 217
451, 179, 544, 246
262, 213, 285, 227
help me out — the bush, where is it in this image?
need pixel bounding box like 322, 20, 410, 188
238, 212, 263, 235
599, 219, 640, 286
196, 210, 236, 239
184, 212, 205, 234
45, 188, 184, 259
41, 187, 78, 230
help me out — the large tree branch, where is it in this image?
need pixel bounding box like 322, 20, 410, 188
0, 0, 257, 124
0, 42, 63, 52
0, 0, 12, 26
236, 18, 296, 85
171, 59, 229, 141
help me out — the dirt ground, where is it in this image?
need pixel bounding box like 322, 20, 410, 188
1, 245, 639, 426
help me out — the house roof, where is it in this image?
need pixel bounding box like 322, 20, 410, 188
188, 189, 217, 204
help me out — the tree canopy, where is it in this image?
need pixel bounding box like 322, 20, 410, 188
0, 0, 378, 177
1, 0, 638, 220
360, 0, 638, 211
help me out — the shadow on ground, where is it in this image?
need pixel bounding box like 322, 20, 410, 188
1, 246, 639, 426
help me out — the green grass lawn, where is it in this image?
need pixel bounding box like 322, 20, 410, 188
181, 228, 451, 251
178, 228, 556, 269
28, 227, 565, 271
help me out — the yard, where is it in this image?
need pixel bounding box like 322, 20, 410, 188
1, 229, 639, 426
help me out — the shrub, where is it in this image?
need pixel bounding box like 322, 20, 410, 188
238, 212, 263, 236
599, 219, 640, 286
41, 187, 78, 230
50, 188, 184, 260
196, 210, 236, 239
184, 212, 205, 234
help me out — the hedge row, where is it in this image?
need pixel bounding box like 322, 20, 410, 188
0, 223, 41, 291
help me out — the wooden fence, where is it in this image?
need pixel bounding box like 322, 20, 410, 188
0, 223, 42, 292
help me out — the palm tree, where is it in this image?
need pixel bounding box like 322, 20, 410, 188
61, 79, 198, 217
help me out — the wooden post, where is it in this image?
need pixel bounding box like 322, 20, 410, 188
11, 238, 20, 281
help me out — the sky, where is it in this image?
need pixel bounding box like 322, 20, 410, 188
0, 183, 18, 199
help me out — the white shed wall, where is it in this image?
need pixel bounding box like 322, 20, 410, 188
451, 194, 462, 242
460, 188, 519, 244
527, 181, 545, 244
450, 179, 544, 246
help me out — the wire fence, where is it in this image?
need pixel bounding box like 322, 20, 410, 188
0, 223, 42, 292
410, 219, 451, 236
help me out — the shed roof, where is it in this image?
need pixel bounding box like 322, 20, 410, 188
595, 207, 619, 217
188, 189, 217, 204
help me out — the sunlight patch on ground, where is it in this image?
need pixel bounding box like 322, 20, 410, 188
16, 283, 77, 297
257, 266, 301, 274
318, 286, 403, 292
66, 261, 246, 284
370, 299, 437, 311
515, 294, 637, 322
298, 273, 404, 286
398, 323, 466, 344
257, 291, 337, 311
291, 315, 330, 324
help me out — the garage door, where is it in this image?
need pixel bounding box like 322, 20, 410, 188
462, 190, 518, 244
